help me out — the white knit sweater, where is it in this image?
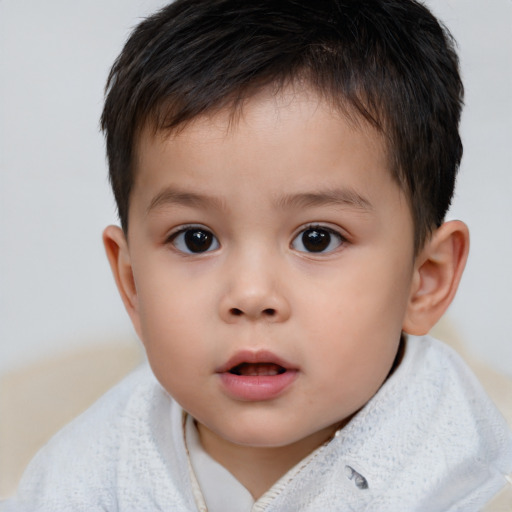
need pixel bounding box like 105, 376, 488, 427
2, 336, 511, 512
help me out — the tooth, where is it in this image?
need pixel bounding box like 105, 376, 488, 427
235, 363, 283, 376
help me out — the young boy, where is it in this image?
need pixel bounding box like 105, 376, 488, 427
3, 0, 512, 510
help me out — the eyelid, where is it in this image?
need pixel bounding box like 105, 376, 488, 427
292, 222, 347, 240
291, 223, 347, 254
166, 224, 220, 254
166, 223, 208, 241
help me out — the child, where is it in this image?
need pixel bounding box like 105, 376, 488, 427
3, 0, 512, 510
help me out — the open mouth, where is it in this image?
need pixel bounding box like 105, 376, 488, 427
219, 355, 298, 400
229, 362, 287, 376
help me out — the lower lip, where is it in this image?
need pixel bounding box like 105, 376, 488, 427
218, 370, 298, 401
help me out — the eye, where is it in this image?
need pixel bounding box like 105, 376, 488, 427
169, 226, 220, 254
291, 226, 344, 253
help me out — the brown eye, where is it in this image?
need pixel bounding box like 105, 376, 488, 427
302, 229, 330, 252
292, 226, 344, 253
171, 227, 219, 254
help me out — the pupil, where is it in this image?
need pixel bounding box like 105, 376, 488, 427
302, 229, 330, 252
185, 229, 212, 252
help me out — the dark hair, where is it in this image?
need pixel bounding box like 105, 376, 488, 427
101, 0, 463, 252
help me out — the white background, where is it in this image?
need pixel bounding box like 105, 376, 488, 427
1, 0, 511, 377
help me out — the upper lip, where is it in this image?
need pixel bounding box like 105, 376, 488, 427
216, 350, 297, 374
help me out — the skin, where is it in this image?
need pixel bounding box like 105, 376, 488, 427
104, 87, 469, 499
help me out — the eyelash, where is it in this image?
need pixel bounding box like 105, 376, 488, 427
166, 223, 346, 255
167, 225, 220, 255
291, 224, 346, 254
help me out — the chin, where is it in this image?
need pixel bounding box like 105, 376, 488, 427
205, 418, 296, 447
221, 420, 330, 450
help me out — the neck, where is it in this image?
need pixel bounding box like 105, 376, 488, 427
196, 422, 340, 500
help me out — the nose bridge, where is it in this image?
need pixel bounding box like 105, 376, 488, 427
219, 241, 290, 322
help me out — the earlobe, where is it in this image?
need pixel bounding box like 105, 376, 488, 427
402, 220, 469, 336
102, 225, 141, 334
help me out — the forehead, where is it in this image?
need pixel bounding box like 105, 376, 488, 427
134, 86, 389, 179
130, 86, 400, 220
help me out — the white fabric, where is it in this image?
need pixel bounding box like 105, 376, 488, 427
185, 414, 255, 512
2, 336, 511, 512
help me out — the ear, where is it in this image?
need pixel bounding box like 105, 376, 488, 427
402, 220, 469, 336
103, 225, 142, 337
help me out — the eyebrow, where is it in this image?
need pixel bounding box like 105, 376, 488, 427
147, 187, 226, 214
276, 188, 373, 212
147, 185, 373, 215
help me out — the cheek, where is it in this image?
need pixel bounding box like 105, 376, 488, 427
301, 255, 411, 333
297, 253, 412, 384
134, 265, 211, 367
137, 286, 215, 406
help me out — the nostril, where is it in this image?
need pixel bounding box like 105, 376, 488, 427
228, 307, 276, 317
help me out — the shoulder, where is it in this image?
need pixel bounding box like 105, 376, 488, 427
232, 336, 512, 512
402, 335, 511, 439
3, 364, 189, 511
389, 335, 512, 468
358, 335, 512, 509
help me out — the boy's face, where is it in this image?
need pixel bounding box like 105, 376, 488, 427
123, 88, 417, 451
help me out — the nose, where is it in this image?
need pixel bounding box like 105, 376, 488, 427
218, 253, 291, 323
